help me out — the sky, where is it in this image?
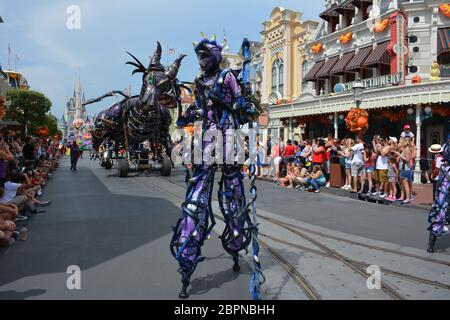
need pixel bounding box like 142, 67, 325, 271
0, 0, 324, 120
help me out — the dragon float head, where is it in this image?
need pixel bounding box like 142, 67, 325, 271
126, 42, 186, 109
193, 33, 226, 74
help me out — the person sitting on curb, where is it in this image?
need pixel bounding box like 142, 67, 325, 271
0, 219, 17, 246
278, 162, 296, 188
306, 165, 326, 193
293, 162, 308, 190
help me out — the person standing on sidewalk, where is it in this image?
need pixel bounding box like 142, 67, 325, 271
350, 137, 365, 193
430, 144, 444, 201
69, 141, 80, 171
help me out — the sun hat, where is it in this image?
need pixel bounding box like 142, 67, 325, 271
428, 144, 444, 154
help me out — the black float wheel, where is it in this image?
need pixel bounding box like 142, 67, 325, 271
118, 159, 129, 178
104, 160, 113, 170
161, 156, 172, 176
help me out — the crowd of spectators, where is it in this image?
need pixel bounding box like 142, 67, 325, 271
245, 124, 443, 200
0, 130, 60, 247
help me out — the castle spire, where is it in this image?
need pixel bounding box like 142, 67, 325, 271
76, 75, 82, 95
75, 77, 82, 119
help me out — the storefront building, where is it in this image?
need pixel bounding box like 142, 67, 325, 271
268, 0, 450, 183
259, 7, 319, 141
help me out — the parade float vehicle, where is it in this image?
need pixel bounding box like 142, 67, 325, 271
84, 42, 188, 177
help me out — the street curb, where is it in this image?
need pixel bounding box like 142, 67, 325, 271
255, 176, 430, 211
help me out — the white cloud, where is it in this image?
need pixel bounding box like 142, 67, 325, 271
26, 2, 84, 69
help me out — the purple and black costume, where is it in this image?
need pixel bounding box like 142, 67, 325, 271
170, 36, 263, 299
427, 142, 450, 253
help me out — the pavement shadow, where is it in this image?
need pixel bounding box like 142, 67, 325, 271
189, 268, 251, 296
434, 236, 450, 253
0, 162, 181, 288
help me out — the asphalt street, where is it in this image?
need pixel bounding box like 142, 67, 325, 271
0, 157, 449, 300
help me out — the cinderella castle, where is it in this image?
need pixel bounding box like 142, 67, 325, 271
58, 77, 90, 139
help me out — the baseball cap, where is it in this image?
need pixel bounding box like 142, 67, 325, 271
403, 124, 411, 130
389, 137, 398, 144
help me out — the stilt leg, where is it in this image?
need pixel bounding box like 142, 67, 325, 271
427, 231, 437, 253
233, 256, 240, 272
179, 273, 190, 299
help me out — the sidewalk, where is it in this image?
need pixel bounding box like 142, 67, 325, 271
256, 175, 432, 211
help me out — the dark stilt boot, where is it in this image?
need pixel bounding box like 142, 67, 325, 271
232, 257, 240, 272
179, 272, 190, 299
179, 282, 189, 299
427, 231, 437, 253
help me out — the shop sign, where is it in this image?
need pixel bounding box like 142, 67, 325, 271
268, 118, 282, 127
335, 72, 404, 93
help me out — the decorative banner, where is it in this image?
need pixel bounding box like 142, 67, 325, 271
345, 108, 369, 133
439, 4, 450, 18
312, 43, 323, 54
339, 32, 353, 44
432, 105, 450, 117
374, 19, 389, 33
387, 12, 408, 84
378, 108, 407, 122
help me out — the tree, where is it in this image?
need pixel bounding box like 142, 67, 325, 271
30, 114, 61, 137
44, 114, 60, 136
5, 90, 52, 135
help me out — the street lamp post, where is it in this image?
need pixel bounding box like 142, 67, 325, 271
353, 80, 365, 108
352, 80, 366, 138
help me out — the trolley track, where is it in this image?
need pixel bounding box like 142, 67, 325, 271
113, 172, 450, 299
260, 233, 450, 291
132, 176, 322, 300
258, 216, 406, 300
166, 176, 450, 266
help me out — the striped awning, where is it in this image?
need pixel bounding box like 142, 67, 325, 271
304, 60, 325, 81
438, 28, 450, 55
345, 46, 372, 71
317, 56, 340, 78
364, 41, 390, 66
351, 0, 373, 8
319, 4, 339, 21
330, 51, 355, 75
336, 0, 355, 15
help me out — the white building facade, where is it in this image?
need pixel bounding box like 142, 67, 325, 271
269, 0, 450, 183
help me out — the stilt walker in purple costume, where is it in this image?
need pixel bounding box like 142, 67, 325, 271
428, 140, 450, 253
171, 34, 264, 299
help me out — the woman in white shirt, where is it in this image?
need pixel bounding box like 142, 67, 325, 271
340, 138, 353, 191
